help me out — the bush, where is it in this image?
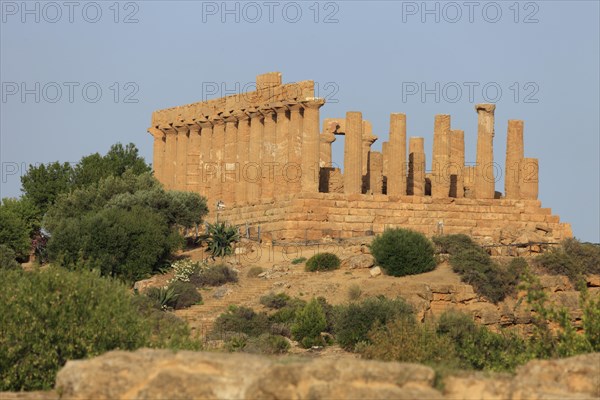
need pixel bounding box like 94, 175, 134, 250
201, 222, 240, 260
436, 310, 530, 371
169, 258, 205, 283
535, 238, 600, 285
433, 235, 526, 303
168, 281, 202, 310
269, 298, 307, 325
348, 284, 362, 301
0, 267, 198, 391
48, 205, 181, 283
0, 245, 20, 270
146, 285, 179, 311
212, 306, 270, 338
190, 263, 238, 287
242, 334, 290, 355
305, 253, 341, 272
260, 292, 292, 309
246, 266, 264, 278
370, 229, 436, 277
360, 318, 457, 366
291, 257, 307, 264
333, 296, 413, 350
291, 298, 328, 348
0, 201, 31, 260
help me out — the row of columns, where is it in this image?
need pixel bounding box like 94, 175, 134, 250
148, 98, 324, 208
318, 104, 538, 200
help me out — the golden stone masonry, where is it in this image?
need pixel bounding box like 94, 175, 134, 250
148, 72, 572, 243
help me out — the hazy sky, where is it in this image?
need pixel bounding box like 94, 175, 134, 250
1, 1, 598, 242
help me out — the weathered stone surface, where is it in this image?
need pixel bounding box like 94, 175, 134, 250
369, 266, 382, 277
55, 349, 441, 400
445, 353, 600, 400
341, 254, 375, 269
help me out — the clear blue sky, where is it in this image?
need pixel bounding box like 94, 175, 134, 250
1, 1, 598, 242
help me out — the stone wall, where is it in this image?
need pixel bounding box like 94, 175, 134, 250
216, 192, 572, 244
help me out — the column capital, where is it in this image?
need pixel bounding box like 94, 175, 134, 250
158, 124, 177, 135
363, 132, 378, 145
172, 122, 190, 135
258, 107, 276, 117
246, 108, 265, 120
475, 103, 496, 113
211, 116, 226, 125
287, 102, 304, 112
301, 97, 325, 109
320, 132, 336, 144
223, 114, 239, 124
196, 120, 213, 129
147, 127, 165, 139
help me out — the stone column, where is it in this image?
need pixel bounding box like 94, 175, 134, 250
368, 151, 383, 195
431, 114, 451, 198
260, 108, 277, 200
362, 121, 377, 176
475, 104, 496, 199
274, 106, 290, 198
302, 98, 325, 193
382, 142, 389, 194
235, 114, 250, 205
344, 111, 363, 194
520, 158, 538, 200
211, 118, 226, 204
198, 120, 213, 201
186, 122, 201, 192
148, 127, 165, 186
505, 120, 524, 199
247, 110, 264, 203
173, 122, 189, 191
162, 125, 178, 190
408, 137, 426, 196
463, 166, 476, 198
287, 103, 304, 194
388, 113, 407, 196
222, 115, 238, 205
449, 129, 465, 198
320, 131, 336, 168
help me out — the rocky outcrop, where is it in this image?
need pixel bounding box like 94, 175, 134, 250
53, 350, 600, 400
55, 349, 440, 400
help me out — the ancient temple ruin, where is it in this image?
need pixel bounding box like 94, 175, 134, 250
148, 72, 571, 244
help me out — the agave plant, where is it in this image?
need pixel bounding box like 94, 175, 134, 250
201, 222, 240, 260
153, 285, 179, 311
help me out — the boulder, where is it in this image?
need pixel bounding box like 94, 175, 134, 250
341, 254, 375, 269
369, 266, 382, 277
55, 349, 441, 400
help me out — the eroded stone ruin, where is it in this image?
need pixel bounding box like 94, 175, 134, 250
148, 72, 572, 244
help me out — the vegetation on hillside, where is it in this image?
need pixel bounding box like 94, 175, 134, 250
370, 228, 437, 276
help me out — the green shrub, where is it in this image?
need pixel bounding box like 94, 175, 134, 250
370, 228, 436, 277
201, 222, 240, 260
170, 258, 205, 283
535, 238, 600, 285
260, 292, 292, 309
333, 296, 413, 350
0, 267, 198, 391
190, 263, 238, 287
436, 310, 530, 371
246, 266, 264, 278
360, 317, 457, 366
0, 201, 31, 260
48, 205, 180, 283
0, 244, 20, 270
305, 253, 341, 272
146, 285, 179, 310
291, 298, 328, 348
242, 334, 290, 355
269, 298, 307, 325
433, 234, 525, 303
212, 306, 270, 338
168, 281, 202, 309
291, 257, 307, 264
